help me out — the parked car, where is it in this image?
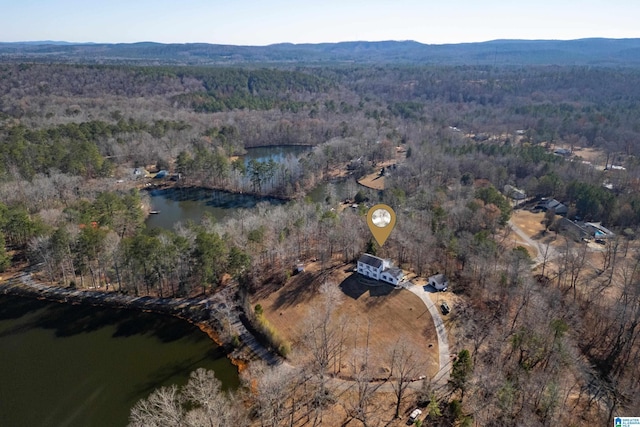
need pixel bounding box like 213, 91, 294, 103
440, 302, 450, 315
407, 408, 422, 424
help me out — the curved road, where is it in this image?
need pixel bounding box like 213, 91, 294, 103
508, 219, 559, 267
407, 284, 451, 386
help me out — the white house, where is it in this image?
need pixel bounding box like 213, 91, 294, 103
133, 167, 149, 178
380, 267, 404, 286
357, 253, 404, 286
428, 273, 449, 291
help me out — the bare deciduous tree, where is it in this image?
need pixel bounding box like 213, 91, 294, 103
129, 385, 183, 427
182, 369, 238, 427
387, 339, 423, 418
129, 369, 241, 427
247, 362, 295, 427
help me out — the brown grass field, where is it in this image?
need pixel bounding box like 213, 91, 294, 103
256, 261, 440, 380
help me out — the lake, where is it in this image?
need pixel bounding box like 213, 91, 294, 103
307, 178, 357, 204
146, 178, 360, 230
0, 146, 320, 426
146, 145, 312, 230
145, 187, 287, 230
0, 295, 238, 427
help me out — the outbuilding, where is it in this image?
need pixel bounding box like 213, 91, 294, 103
428, 273, 449, 291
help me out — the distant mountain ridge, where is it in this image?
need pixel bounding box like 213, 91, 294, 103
1, 38, 639, 66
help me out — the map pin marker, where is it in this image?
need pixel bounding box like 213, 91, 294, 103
367, 204, 396, 246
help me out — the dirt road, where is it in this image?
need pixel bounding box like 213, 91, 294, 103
508, 219, 559, 267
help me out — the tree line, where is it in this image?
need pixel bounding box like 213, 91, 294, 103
2, 60, 640, 424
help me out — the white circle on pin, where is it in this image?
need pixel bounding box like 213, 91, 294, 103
371, 208, 391, 227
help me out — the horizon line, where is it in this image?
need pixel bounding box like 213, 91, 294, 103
2, 36, 639, 48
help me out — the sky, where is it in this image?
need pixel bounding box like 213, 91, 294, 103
1, 0, 639, 45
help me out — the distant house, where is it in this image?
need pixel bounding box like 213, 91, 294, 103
558, 218, 590, 241
357, 253, 404, 286
558, 219, 615, 241
535, 198, 568, 215
585, 222, 615, 239
347, 157, 363, 170
554, 148, 572, 157
428, 273, 449, 291
503, 184, 526, 201
133, 167, 148, 178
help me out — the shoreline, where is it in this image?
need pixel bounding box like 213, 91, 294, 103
143, 182, 295, 202
0, 274, 250, 371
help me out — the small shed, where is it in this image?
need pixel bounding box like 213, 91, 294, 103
428, 273, 448, 291
293, 263, 305, 275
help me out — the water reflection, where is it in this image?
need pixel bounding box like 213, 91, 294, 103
0, 295, 237, 427
146, 187, 286, 230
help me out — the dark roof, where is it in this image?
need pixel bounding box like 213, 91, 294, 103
537, 198, 568, 213
554, 148, 571, 156
429, 273, 447, 285
358, 253, 383, 268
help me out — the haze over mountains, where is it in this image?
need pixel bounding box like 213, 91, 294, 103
1, 38, 639, 66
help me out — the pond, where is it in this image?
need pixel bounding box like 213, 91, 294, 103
0, 295, 238, 427
146, 145, 312, 230
146, 179, 362, 230
145, 187, 286, 230
307, 178, 358, 204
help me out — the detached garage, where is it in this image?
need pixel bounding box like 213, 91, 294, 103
428, 273, 448, 291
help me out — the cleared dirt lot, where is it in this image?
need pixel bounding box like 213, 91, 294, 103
357, 172, 386, 190
508, 209, 569, 259
356, 147, 407, 191
511, 210, 546, 239
572, 146, 607, 167
256, 262, 440, 380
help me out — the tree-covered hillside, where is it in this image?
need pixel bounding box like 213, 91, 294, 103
1, 61, 640, 425
2, 38, 640, 65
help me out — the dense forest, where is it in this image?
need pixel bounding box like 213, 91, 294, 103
1, 59, 640, 426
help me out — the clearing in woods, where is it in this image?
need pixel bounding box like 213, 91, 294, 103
357, 147, 407, 190
257, 261, 440, 380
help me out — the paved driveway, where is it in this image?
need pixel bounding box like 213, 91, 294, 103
407, 284, 451, 386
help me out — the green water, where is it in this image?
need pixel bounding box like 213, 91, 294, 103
145, 145, 311, 230
145, 187, 286, 230
0, 295, 238, 427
